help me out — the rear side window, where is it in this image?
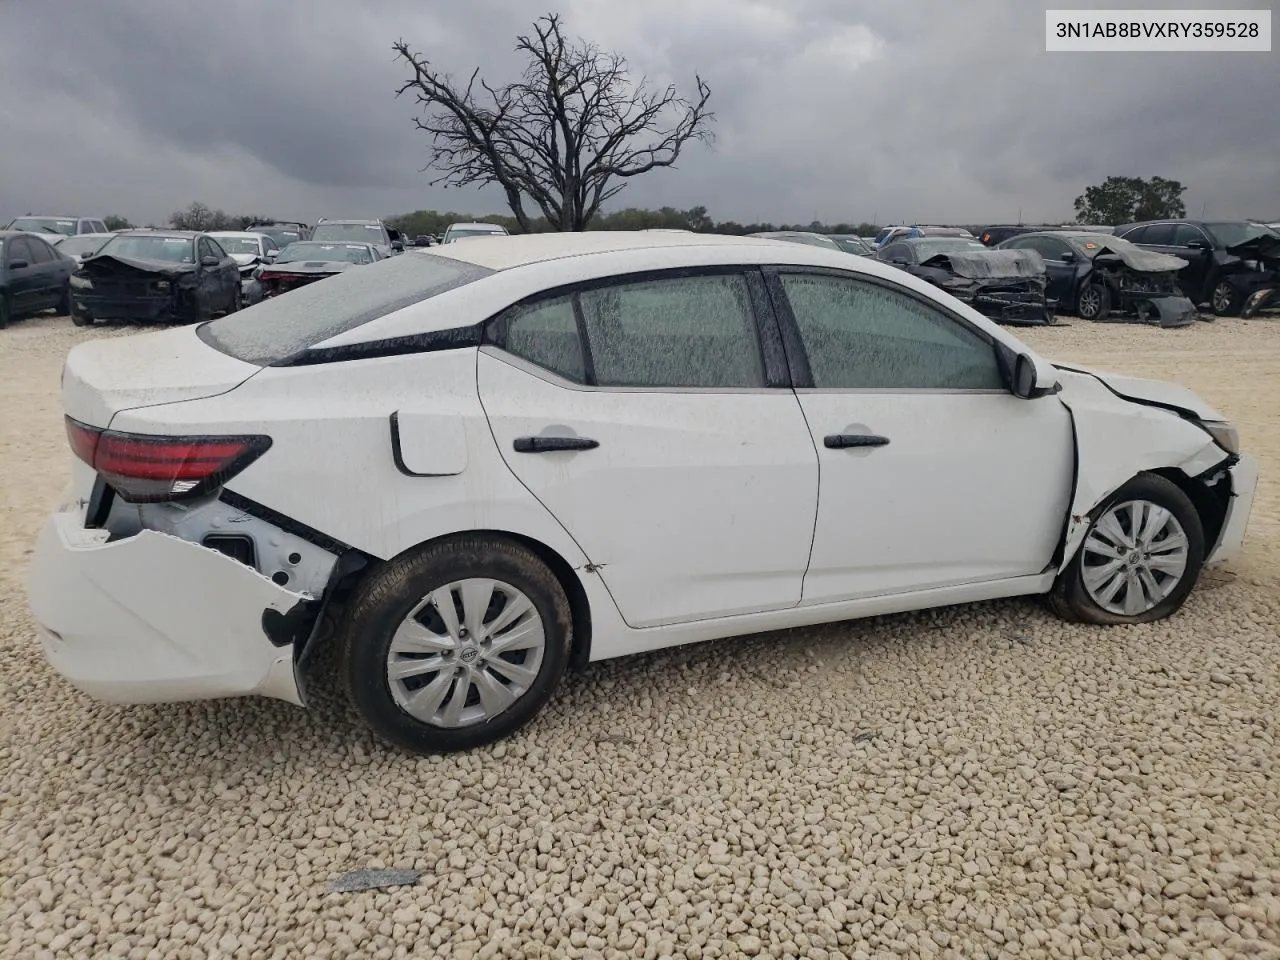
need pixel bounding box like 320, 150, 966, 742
198, 253, 495, 365
28, 237, 54, 263
505, 296, 585, 382
1141, 223, 1175, 245
578, 273, 764, 388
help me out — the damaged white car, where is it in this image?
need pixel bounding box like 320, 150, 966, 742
28, 232, 1258, 753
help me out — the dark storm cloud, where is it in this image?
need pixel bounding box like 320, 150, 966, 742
0, 0, 1276, 226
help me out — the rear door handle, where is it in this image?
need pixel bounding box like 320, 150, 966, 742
824, 433, 890, 449
513, 436, 600, 453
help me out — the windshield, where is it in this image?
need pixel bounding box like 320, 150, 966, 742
199, 253, 494, 365
212, 236, 262, 255
1205, 221, 1279, 248
1068, 234, 1138, 258
259, 229, 303, 246
312, 223, 387, 243
447, 228, 507, 241
97, 234, 195, 263
56, 235, 110, 258
275, 242, 375, 264
10, 217, 77, 236
912, 238, 986, 258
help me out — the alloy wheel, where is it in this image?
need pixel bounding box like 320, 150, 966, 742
1211, 282, 1234, 314
386, 578, 546, 728
1077, 286, 1101, 319
1080, 499, 1190, 616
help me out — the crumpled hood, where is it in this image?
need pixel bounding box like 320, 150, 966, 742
1225, 233, 1280, 262
265, 260, 357, 275
1091, 244, 1187, 273
1054, 363, 1224, 421
230, 253, 259, 268
80, 253, 197, 278
922, 249, 1046, 279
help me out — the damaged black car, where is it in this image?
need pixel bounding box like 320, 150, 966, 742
1113, 219, 1280, 318
998, 231, 1198, 328
70, 231, 241, 327
876, 236, 1054, 326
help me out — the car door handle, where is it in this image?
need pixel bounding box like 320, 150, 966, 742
824, 433, 890, 449
513, 436, 600, 453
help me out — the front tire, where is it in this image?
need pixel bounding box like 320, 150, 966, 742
1048, 474, 1204, 625
1210, 280, 1242, 317
57, 282, 72, 316
0, 294, 9, 330
1076, 282, 1111, 322
340, 534, 572, 753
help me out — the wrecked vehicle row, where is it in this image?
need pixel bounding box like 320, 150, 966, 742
998, 232, 1198, 328
876, 237, 1056, 326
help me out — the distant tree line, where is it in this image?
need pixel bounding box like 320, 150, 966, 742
384, 205, 885, 238
167, 201, 276, 232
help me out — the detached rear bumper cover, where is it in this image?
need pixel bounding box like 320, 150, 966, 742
27, 509, 308, 705
1206, 452, 1259, 565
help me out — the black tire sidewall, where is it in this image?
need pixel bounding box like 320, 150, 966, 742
341, 537, 572, 753
1059, 474, 1205, 625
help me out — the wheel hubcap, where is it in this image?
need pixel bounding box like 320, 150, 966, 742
1213, 284, 1232, 312
386, 577, 545, 728
1079, 288, 1099, 317
1080, 499, 1189, 616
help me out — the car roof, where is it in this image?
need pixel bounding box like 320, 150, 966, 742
317, 219, 382, 225
210, 231, 270, 238
448, 222, 507, 229
428, 231, 800, 271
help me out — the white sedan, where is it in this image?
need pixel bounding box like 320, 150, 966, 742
27, 232, 1258, 752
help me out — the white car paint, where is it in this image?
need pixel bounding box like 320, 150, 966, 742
27, 231, 1258, 712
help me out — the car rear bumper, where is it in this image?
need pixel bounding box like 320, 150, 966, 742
27, 508, 308, 706
1206, 452, 1259, 565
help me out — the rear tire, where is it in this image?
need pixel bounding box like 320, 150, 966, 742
71, 311, 93, 327
1076, 282, 1111, 322
339, 534, 572, 753
1048, 474, 1204, 625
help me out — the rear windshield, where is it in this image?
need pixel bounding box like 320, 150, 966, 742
197, 252, 494, 365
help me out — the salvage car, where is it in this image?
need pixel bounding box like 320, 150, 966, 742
0, 230, 75, 328
1113, 220, 1280, 318
247, 221, 312, 248
998, 232, 1198, 328
4, 215, 109, 240
978, 224, 1115, 247
312, 219, 403, 257
878, 236, 1054, 325
209, 231, 282, 306
28, 232, 1257, 753
442, 222, 510, 244
825, 234, 876, 256
69, 231, 241, 327
750, 231, 843, 250
255, 241, 383, 298
53, 233, 113, 266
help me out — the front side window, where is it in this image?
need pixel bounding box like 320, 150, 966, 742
1141, 223, 1176, 245
578, 273, 764, 388
1172, 224, 1207, 246
779, 272, 1004, 391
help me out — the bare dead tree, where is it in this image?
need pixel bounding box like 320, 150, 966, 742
393, 14, 714, 232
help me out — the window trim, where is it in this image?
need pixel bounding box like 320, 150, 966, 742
483, 264, 792, 392
762, 265, 1009, 395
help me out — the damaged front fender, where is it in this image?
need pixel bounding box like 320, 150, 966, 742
27, 510, 311, 706
1052, 369, 1232, 570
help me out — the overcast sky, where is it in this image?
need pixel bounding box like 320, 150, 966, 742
1, 0, 1275, 227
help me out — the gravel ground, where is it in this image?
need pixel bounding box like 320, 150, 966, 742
1, 313, 1278, 960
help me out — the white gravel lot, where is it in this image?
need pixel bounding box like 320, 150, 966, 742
1, 313, 1278, 960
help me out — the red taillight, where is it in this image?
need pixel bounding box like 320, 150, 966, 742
65, 417, 271, 503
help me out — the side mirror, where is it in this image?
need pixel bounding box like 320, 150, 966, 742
200, 255, 220, 267
264, 250, 279, 261
1059, 250, 1075, 262
8, 259, 29, 270
1185, 239, 1207, 250
995, 341, 1046, 399
391, 240, 405, 252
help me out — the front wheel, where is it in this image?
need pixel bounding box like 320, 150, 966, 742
57, 282, 72, 316
0, 294, 9, 330
1076, 282, 1111, 322
340, 534, 573, 753
1210, 280, 1242, 317
1048, 474, 1204, 625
